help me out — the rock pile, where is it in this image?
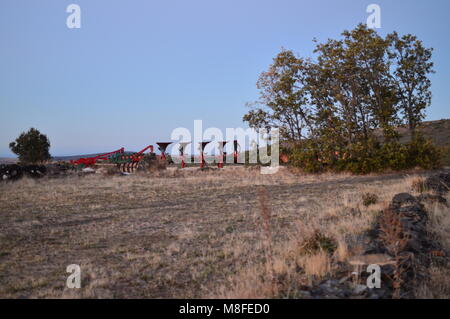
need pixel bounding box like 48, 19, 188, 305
0, 164, 47, 181
296, 171, 449, 299
424, 171, 450, 195
362, 171, 449, 298
0, 163, 73, 181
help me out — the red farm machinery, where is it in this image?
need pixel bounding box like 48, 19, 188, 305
70, 148, 125, 169
70, 145, 154, 173
69, 139, 241, 172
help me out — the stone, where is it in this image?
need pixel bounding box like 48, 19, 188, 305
425, 172, 450, 194
390, 193, 418, 210
353, 284, 367, 295
417, 194, 448, 206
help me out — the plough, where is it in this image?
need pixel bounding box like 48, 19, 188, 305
69, 139, 241, 173
70, 145, 154, 173
70, 148, 125, 169
177, 140, 240, 168
107, 145, 154, 173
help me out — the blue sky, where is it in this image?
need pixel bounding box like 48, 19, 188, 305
1, 0, 449, 156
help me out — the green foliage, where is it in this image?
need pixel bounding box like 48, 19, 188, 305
339, 140, 383, 174
388, 32, 434, 132
243, 49, 312, 140
284, 141, 324, 173
9, 128, 51, 164
287, 134, 441, 174
246, 24, 441, 174
406, 133, 442, 169
442, 146, 450, 167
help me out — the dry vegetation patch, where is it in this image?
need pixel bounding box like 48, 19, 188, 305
0, 167, 447, 298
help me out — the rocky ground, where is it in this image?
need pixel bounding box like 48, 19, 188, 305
298, 174, 449, 299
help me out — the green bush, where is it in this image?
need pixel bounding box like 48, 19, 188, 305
287, 141, 325, 173
379, 141, 409, 171
406, 133, 442, 169
442, 146, 450, 167
287, 133, 442, 174
339, 140, 383, 174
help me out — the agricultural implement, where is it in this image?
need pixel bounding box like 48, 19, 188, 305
178, 142, 191, 168
156, 142, 172, 161
176, 140, 240, 169
70, 148, 125, 169
70, 145, 155, 173
107, 145, 154, 173
69, 138, 241, 172
232, 140, 240, 164
199, 141, 211, 168
217, 141, 228, 168
216, 140, 240, 167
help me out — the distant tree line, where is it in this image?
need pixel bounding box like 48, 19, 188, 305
243, 24, 441, 173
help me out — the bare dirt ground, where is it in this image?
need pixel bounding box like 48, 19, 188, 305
0, 167, 447, 298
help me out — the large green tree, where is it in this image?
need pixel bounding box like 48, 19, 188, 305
9, 128, 51, 164
244, 24, 434, 144
388, 32, 434, 135
243, 49, 313, 140
310, 24, 399, 144
243, 24, 437, 173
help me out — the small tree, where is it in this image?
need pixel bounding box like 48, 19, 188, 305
9, 128, 51, 164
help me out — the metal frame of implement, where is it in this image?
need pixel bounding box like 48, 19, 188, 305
70, 148, 125, 169
108, 145, 154, 173
70, 139, 241, 172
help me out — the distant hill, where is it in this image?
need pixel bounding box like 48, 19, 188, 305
0, 157, 18, 164
394, 119, 450, 166
397, 119, 450, 147
52, 153, 111, 162
51, 151, 138, 162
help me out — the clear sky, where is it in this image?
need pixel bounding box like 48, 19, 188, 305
1, 0, 449, 156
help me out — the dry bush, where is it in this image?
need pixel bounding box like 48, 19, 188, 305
298, 231, 337, 256
378, 209, 409, 256
362, 192, 379, 207
1, 166, 446, 299
300, 251, 331, 278
334, 238, 349, 263
416, 196, 450, 299
208, 174, 433, 299
411, 177, 427, 194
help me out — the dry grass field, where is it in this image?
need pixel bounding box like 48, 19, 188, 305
0, 167, 448, 298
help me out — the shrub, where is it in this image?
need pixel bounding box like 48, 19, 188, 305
362, 193, 379, 207
287, 133, 443, 174
406, 133, 442, 169
411, 178, 427, 193
299, 231, 337, 255
380, 141, 409, 171
287, 141, 325, 173
339, 140, 383, 174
